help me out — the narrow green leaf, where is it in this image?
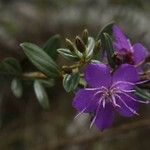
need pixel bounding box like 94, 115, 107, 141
103, 33, 115, 68
65, 39, 83, 59
0, 57, 21, 75
11, 78, 23, 98
135, 87, 150, 100
34, 80, 50, 109
38, 79, 55, 88
63, 73, 80, 92
20, 42, 59, 77
86, 37, 95, 58
97, 22, 114, 40
75, 36, 86, 53
57, 48, 80, 62
43, 35, 61, 60
97, 22, 114, 60
82, 29, 89, 44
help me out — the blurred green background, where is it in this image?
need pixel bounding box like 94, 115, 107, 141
0, 0, 150, 149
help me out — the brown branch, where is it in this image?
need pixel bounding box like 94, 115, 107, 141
22, 72, 47, 79
50, 118, 150, 149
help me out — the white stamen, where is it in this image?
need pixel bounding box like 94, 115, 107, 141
136, 80, 150, 85
120, 89, 135, 93
85, 87, 101, 91
118, 90, 150, 104
102, 100, 106, 108
111, 81, 134, 89
115, 94, 139, 115
74, 107, 87, 119
111, 95, 121, 108
90, 97, 103, 128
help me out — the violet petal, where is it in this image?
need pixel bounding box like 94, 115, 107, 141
116, 93, 139, 117
72, 89, 99, 113
113, 25, 130, 50
113, 64, 139, 90
94, 102, 114, 131
132, 43, 148, 65
85, 63, 111, 88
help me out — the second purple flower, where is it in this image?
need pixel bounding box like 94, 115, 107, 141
113, 25, 148, 68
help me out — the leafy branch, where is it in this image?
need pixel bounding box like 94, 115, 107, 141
0, 23, 149, 110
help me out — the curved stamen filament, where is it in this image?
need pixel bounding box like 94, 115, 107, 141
74, 107, 87, 119
117, 88, 135, 93
111, 81, 134, 89
121, 89, 135, 93
115, 94, 139, 115
74, 90, 104, 120
85, 87, 101, 91
102, 100, 106, 108
117, 90, 150, 104
93, 91, 103, 97
111, 95, 121, 108
136, 80, 150, 85
90, 97, 103, 128
85, 86, 108, 92
101, 86, 108, 91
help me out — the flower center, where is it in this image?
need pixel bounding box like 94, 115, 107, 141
97, 86, 120, 107
76, 81, 149, 128
114, 50, 134, 65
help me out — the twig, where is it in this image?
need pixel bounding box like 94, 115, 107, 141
22, 72, 47, 79
50, 118, 150, 149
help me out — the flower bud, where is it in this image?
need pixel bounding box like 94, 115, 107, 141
65, 38, 76, 52
75, 36, 86, 53
82, 29, 88, 44
93, 40, 101, 53
62, 66, 72, 74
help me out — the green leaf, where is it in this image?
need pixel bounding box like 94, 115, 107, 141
43, 35, 61, 60
135, 87, 150, 100
34, 80, 50, 109
0, 57, 22, 75
57, 48, 80, 62
11, 78, 23, 98
86, 37, 95, 58
20, 42, 59, 77
79, 78, 87, 88
103, 33, 115, 68
97, 22, 114, 60
63, 73, 80, 92
97, 22, 114, 40
38, 79, 55, 88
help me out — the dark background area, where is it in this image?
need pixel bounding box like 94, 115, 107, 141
0, 0, 150, 149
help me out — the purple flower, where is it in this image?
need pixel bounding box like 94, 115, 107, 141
72, 63, 148, 131
113, 25, 148, 68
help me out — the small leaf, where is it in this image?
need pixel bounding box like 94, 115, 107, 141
57, 48, 80, 62
135, 87, 150, 100
65, 39, 83, 58
63, 73, 80, 92
43, 35, 61, 60
97, 22, 114, 40
82, 29, 89, 44
0, 57, 22, 75
86, 37, 95, 58
75, 36, 86, 53
38, 79, 55, 88
97, 22, 114, 60
11, 78, 23, 98
91, 59, 101, 64
34, 80, 50, 109
103, 33, 115, 68
79, 78, 87, 88
20, 42, 59, 77
92, 40, 101, 59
